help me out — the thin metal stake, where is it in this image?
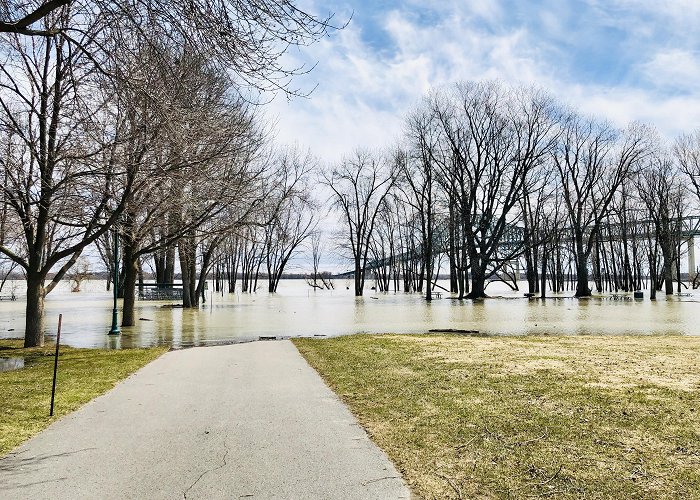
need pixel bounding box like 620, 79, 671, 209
50, 314, 63, 417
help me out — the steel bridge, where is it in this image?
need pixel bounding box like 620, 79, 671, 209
335, 215, 700, 278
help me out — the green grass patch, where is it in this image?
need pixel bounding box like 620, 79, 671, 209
0, 339, 167, 456
293, 334, 700, 499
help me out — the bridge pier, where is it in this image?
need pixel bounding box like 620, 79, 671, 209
689, 236, 696, 283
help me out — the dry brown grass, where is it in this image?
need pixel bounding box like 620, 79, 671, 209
294, 334, 700, 499
406, 335, 700, 391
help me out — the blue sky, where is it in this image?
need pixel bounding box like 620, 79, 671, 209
268, 0, 700, 162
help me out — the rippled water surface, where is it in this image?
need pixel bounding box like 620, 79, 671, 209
0, 279, 699, 348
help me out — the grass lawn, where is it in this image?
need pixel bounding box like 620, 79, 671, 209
0, 339, 167, 456
294, 334, 700, 499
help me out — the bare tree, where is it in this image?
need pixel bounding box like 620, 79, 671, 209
401, 100, 441, 300
306, 232, 333, 290
637, 149, 685, 297
675, 130, 700, 203
0, 24, 130, 346
430, 82, 542, 298
113, 47, 265, 322
0, 0, 342, 99
0, 0, 342, 346
235, 225, 266, 293
512, 88, 561, 295
368, 195, 401, 292
67, 257, 90, 292
264, 147, 318, 293
552, 115, 650, 297
174, 129, 268, 309
323, 149, 398, 296
537, 189, 568, 298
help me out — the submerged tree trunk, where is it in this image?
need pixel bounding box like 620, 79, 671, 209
575, 261, 590, 297
661, 243, 674, 295
574, 233, 591, 297
648, 238, 659, 300
121, 251, 138, 327
188, 242, 197, 306
467, 266, 487, 299
448, 204, 458, 293
154, 251, 166, 284
467, 249, 487, 299
540, 247, 548, 300
179, 237, 194, 308
524, 247, 536, 295
165, 245, 176, 284
354, 257, 363, 296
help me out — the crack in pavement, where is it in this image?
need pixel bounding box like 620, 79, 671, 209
183, 440, 230, 499
361, 475, 401, 486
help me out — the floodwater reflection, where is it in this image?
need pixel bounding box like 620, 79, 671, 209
0, 280, 698, 349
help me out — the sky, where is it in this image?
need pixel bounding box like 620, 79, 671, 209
267, 0, 700, 163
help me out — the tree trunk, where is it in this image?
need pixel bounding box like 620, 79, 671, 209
467, 264, 487, 299
424, 206, 433, 302
525, 245, 536, 294
154, 252, 166, 284
188, 245, 197, 306
24, 273, 46, 347
180, 240, 192, 308
575, 263, 590, 297
676, 249, 682, 294
649, 245, 658, 300
593, 237, 602, 293
354, 257, 363, 296
574, 233, 591, 297
195, 247, 214, 301
448, 204, 458, 293
121, 253, 138, 327
137, 259, 144, 294
165, 245, 176, 284
663, 257, 673, 295
467, 250, 487, 299
117, 260, 126, 298
540, 247, 548, 299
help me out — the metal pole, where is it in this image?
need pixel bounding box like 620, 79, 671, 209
109, 228, 120, 335
50, 314, 63, 416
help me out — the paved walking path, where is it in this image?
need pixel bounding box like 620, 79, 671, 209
0, 341, 411, 499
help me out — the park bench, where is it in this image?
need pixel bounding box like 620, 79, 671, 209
137, 284, 183, 301
608, 293, 634, 301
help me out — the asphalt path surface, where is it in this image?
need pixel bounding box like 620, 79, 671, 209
0, 341, 411, 499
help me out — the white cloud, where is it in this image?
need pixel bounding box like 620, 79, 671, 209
639, 49, 700, 93
563, 84, 700, 139
265, 1, 700, 166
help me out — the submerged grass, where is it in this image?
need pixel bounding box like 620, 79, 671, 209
293, 334, 700, 499
0, 339, 167, 456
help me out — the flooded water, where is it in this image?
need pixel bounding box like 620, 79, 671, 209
0, 279, 699, 349
0, 357, 24, 372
